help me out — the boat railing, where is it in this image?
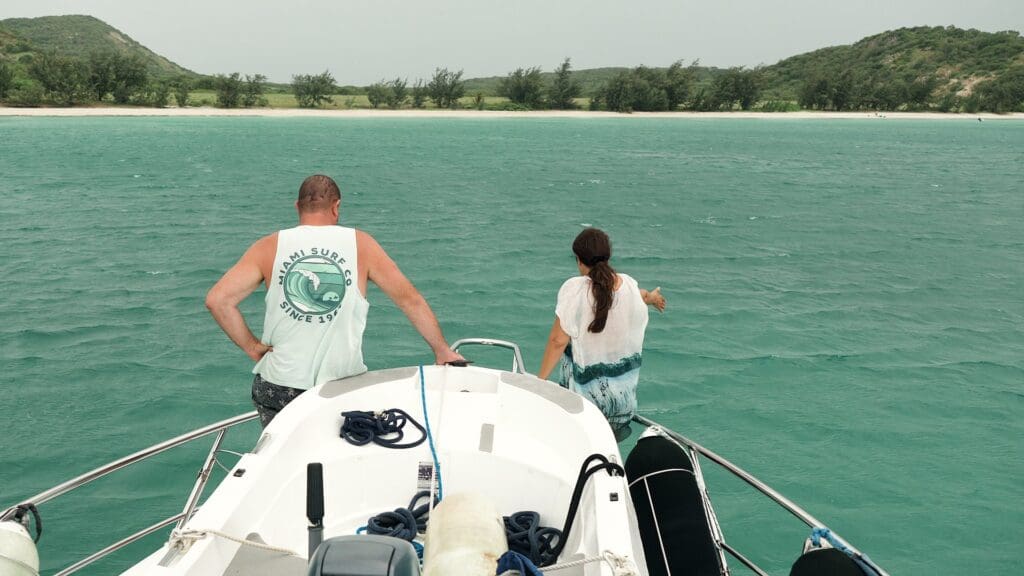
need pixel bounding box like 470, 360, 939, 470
1, 411, 260, 576
632, 413, 889, 576
450, 338, 526, 374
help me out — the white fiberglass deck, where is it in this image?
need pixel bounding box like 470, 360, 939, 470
122, 365, 646, 576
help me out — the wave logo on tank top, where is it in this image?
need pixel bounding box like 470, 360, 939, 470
281, 252, 349, 317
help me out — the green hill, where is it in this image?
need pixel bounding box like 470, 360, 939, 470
0, 26, 20, 47
0, 14, 197, 79
460, 27, 1023, 109
460, 27, 1023, 106
760, 26, 1024, 100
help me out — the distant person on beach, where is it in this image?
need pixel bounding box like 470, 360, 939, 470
206, 174, 464, 427
537, 227, 666, 441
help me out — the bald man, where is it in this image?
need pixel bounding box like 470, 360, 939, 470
206, 174, 464, 426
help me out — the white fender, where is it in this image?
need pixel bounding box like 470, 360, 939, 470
422, 492, 508, 576
0, 520, 39, 576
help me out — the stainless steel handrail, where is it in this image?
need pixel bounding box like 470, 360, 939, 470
1, 411, 259, 576
53, 512, 187, 576
720, 541, 771, 576
3, 411, 258, 513
450, 338, 526, 374
174, 429, 228, 532
633, 414, 826, 528
632, 413, 889, 576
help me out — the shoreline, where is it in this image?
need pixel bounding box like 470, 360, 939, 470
1, 106, 1021, 120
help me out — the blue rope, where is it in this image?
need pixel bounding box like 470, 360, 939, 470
364, 491, 436, 539
339, 408, 426, 448
367, 507, 420, 540
419, 365, 443, 501
503, 511, 562, 567
810, 528, 882, 576
356, 523, 425, 559
810, 527, 852, 555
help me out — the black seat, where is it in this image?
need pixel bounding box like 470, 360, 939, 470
307, 534, 420, 576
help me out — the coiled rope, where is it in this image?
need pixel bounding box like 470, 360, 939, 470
500, 454, 625, 568
503, 511, 562, 568
364, 490, 436, 540
339, 408, 426, 449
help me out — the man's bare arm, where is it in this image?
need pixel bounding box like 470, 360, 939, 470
359, 231, 463, 365
206, 236, 275, 361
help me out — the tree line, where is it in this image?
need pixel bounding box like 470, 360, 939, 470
0, 54, 758, 112
0, 51, 191, 107
0, 51, 473, 110
2, 51, 1021, 113
0, 50, 274, 108
796, 66, 1024, 113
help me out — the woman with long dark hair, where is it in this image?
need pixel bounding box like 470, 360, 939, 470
538, 228, 665, 441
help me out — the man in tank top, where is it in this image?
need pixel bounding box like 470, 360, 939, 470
206, 174, 464, 427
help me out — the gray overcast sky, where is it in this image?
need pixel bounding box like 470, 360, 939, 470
2, 1, 1022, 84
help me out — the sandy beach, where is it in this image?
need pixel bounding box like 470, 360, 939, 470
1, 106, 1021, 120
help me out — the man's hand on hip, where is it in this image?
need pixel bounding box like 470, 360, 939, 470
246, 342, 273, 362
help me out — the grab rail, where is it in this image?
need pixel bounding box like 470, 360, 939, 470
2, 411, 260, 575
450, 338, 526, 374
54, 512, 187, 576
632, 413, 889, 576
4, 411, 258, 511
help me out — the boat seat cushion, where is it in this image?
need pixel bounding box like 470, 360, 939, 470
308, 534, 420, 576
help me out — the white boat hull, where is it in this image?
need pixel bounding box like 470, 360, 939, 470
122, 365, 647, 575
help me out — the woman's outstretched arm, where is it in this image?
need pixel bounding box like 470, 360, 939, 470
640, 286, 666, 312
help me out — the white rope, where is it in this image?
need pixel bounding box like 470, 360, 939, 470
542, 550, 640, 575
626, 467, 695, 488
171, 528, 300, 556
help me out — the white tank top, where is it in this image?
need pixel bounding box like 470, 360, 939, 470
253, 225, 369, 389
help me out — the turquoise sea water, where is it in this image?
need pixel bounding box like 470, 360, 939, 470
1, 116, 1021, 575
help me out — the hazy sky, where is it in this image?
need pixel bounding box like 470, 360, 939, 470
2, 1, 1022, 84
